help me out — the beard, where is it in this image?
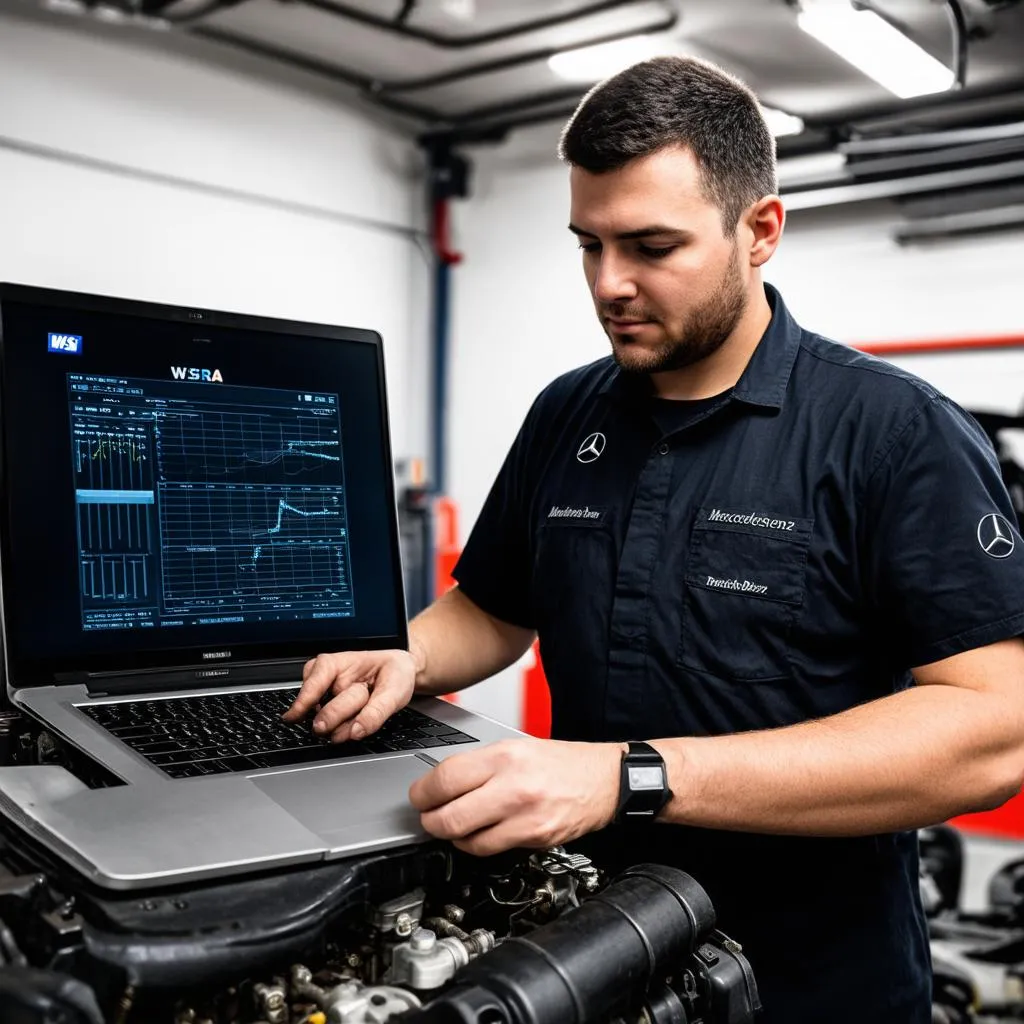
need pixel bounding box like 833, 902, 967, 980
604, 245, 747, 375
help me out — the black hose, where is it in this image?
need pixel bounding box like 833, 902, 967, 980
0, 968, 105, 1024
406, 864, 716, 1024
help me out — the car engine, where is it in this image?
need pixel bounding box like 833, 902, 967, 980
0, 826, 760, 1024
9, 717, 1020, 1024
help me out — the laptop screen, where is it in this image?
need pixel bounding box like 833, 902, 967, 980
0, 285, 407, 686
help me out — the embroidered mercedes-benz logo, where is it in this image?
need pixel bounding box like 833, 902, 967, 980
978, 513, 1016, 559
577, 432, 606, 464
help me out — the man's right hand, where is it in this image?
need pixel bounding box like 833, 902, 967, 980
281, 649, 419, 743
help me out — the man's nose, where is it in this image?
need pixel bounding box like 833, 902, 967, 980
592, 253, 638, 305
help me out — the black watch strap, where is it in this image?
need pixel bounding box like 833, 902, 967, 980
614, 741, 673, 825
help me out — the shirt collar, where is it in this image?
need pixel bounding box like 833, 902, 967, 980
730, 284, 802, 410
597, 283, 803, 412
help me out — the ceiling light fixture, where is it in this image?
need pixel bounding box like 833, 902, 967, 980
762, 106, 805, 137
797, 0, 955, 99
548, 34, 676, 84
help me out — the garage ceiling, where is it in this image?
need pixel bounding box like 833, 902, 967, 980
5, 0, 1022, 135
5, 0, 1024, 217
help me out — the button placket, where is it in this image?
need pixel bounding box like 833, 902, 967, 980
604, 447, 675, 734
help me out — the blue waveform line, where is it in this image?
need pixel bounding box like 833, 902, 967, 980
241, 500, 340, 571
285, 440, 339, 462
268, 499, 339, 534
240, 440, 340, 467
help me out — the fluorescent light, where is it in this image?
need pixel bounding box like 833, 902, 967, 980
762, 106, 804, 137
41, 0, 87, 13
440, 0, 475, 21
797, 1, 954, 99
549, 35, 675, 84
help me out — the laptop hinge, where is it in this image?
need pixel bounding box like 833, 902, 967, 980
79, 659, 308, 698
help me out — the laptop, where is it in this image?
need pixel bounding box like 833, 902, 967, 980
0, 283, 523, 890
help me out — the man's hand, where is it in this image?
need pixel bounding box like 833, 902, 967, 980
281, 649, 418, 742
408, 738, 625, 856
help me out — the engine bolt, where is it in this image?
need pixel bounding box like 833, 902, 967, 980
395, 912, 414, 937
443, 904, 465, 924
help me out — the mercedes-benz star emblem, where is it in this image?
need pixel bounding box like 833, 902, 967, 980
978, 513, 1016, 559
577, 432, 606, 464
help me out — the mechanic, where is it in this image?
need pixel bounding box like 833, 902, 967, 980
285, 56, 1024, 1024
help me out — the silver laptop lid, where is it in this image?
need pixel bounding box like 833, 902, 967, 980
0, 284, 408, 697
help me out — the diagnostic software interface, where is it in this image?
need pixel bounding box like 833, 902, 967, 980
68, 374, 354, 632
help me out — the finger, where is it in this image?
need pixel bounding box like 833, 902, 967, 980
283, 655, 338, 720
409, 750, 496, 812
419, 781, 506, 841
312, 682, 370, 735
329, 719, 358, 744
348, 659, 412, 739
283, 653, 365, 720
453, 822, 525, 858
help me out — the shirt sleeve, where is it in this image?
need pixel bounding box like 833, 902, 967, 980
865, 395, 1024, 670
450, 397, 543, 630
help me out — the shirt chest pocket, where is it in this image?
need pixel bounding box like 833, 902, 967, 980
679, 509, 813, 682
531, 517, 616, 660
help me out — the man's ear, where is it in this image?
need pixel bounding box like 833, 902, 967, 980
745, 196, 785, 268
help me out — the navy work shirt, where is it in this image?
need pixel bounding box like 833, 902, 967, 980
453, 285, 1024, 1024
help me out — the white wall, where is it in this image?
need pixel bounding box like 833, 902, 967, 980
447, 123, 1024, 726
0, 9, 430, 457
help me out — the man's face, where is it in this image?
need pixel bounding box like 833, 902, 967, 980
569, 146, 749, 375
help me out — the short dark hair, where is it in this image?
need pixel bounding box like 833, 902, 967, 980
558, 56, 778, 235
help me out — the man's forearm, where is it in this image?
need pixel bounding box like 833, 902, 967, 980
652, 682, 1024, 836
409, 587, 536, 697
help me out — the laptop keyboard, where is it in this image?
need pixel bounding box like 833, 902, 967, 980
78, 689, 477, 779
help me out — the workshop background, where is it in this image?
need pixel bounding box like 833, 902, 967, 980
3, 0, 1024, 916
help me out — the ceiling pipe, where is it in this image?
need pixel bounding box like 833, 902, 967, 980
802, 76, 1024, 134
288, 0, 657, 50
842, 133, 1024, 179
783, 157, 1024, 210
942, 0, 970, 89
370, 8, 678, 95
188, 25, 438, 122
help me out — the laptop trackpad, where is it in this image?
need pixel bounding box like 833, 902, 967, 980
252, 755, 431, 856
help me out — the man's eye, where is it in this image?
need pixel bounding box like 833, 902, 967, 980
639, 244, 676, 259
577, 241, 601, 254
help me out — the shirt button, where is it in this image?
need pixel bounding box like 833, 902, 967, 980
658, 443, 670, 455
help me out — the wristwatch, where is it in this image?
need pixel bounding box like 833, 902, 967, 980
614, 741, 673, 824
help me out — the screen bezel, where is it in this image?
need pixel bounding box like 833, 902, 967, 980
0, 282, 409, 688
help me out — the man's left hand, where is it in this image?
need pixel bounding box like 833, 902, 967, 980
408, 738, 625, 856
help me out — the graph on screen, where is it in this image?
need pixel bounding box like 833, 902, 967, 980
155, 410, 341, 486
73, 423, 156, 613
158, 485, 351, 615
69, 375, 353, 630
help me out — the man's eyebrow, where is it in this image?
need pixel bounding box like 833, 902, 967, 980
568, 223, 692, 240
